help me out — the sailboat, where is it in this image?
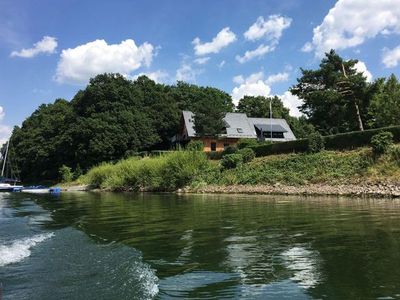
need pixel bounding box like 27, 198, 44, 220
0, 139, 23, 192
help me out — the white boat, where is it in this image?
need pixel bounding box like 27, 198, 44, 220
21, 187, 61, 194
0, 183, 23, 192
0, 139, 23, 192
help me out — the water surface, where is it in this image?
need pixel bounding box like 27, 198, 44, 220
1, 192, 400, 299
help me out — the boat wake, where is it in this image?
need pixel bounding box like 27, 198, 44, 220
0, 233, 54, 267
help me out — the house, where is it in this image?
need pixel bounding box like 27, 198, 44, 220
172, 110, 296, 152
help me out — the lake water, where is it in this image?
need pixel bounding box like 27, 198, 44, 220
1, 192, 400, 299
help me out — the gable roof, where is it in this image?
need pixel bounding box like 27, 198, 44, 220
181, 111, 296, 140
248, 118, 296, 140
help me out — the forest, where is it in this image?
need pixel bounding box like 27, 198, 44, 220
5, 50, 400, 181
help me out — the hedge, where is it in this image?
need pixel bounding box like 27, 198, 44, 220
250, 125, 400, 157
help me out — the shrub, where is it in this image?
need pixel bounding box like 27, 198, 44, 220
308, 132, 325, 153
237, 139, 258, 149
59, 165, 74, 182
222, 145, 238, 155
237, 147, 255, 163
371, 131, 393, 155
206, 151, 224, 160
186, 140, 204, 151
250, 139, 308, 156
221, 153, 243, 169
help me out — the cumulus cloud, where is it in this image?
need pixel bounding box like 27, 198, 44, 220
353, 60, 373, 82
303, 0, 400, 57
176, 63, 202, 82
236, 44, 274, 63
244, 15, 292, 41
192, 27, 237, 56
231, 71, 289, 106
10, 36, 57, 58
280, 91, 302, 117
55, 39, 154, 84
0, 106, 12, 146
133, 70, 169, 83
382, 45, 400, 68
194, 57, 210, 65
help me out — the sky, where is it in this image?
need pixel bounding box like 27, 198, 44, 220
0, 0, 399, 144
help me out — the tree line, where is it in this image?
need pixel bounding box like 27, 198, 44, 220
5, 50, 400, 181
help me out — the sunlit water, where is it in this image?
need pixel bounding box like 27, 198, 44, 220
1, 192, 400, 299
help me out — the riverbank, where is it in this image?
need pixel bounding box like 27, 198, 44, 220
65, 145, 400, 198
182, 182, 400, 198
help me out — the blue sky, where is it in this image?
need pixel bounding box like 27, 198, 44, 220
0, 0, 399, 143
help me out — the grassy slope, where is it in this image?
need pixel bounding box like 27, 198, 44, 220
75, 144, 400, 191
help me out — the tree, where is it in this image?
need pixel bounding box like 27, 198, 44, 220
291, 50, 369, 135
237, 96, 290, 118
368, 74, 400, 128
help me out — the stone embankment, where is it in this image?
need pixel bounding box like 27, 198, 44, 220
184, 182, 400, 198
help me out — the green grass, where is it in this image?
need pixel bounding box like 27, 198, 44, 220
78, 151, 211, 191
75, 145, 400, 191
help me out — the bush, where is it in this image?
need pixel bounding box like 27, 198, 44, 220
237, 139, 258, 149
206, 151, 224, 160
237, 148, 255, 163
222, 145, 238, 155
371, 131, 393, 155
308, 132, 325, 153
221, 153, 243, 169
186, 140, 204, 151
59, 165, 74, 182
250, 139, 309, 156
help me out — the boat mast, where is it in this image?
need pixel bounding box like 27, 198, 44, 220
1, 140, 10, 177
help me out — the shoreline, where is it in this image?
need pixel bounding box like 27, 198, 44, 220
183, 183, 400, 198
63, 182, 400, 198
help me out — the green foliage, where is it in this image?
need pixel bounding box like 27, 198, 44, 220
250, 126, 400, 157
11, 74, 235, 181
251, 139, 309, 156
222, 145, 238, 155
291, 49, 369, 134
59, 165, 74, 183
186, 140, 204, 151
368, 74, 400, 128
80, 151, 210, 191
237, 139, 258, 149
221, 153, 243, 169
237, 95, 289, 118
308, 132, 325, 153
371, 132, 393, 155
237, 148, 255, 163
211, 150, 374, 186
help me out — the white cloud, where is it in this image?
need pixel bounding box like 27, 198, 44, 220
301, 42, 313, 53
304, 0, 400, 57
10, 36, 57, 58
133, 70, 169, 83
280, 91, 302, 117
194, 57, 210, 65
0, 106, 12, 146
244, 15, 292, 41
231, 71, 289, 106
176, 63, 202, 82
218, 60, 226, 69
55, 39, 154, 84
353, 61, 373, 82
236, 44, 274, 63
192, 27, 237, 56
382, 45, 400, 68
265, 72, 289, 85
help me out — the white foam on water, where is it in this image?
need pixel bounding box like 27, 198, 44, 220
0, 233, 54, 267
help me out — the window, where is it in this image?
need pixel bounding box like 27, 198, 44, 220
211, 142, 217, 151
237, 128, 243, 133
263, 132, 284, 139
